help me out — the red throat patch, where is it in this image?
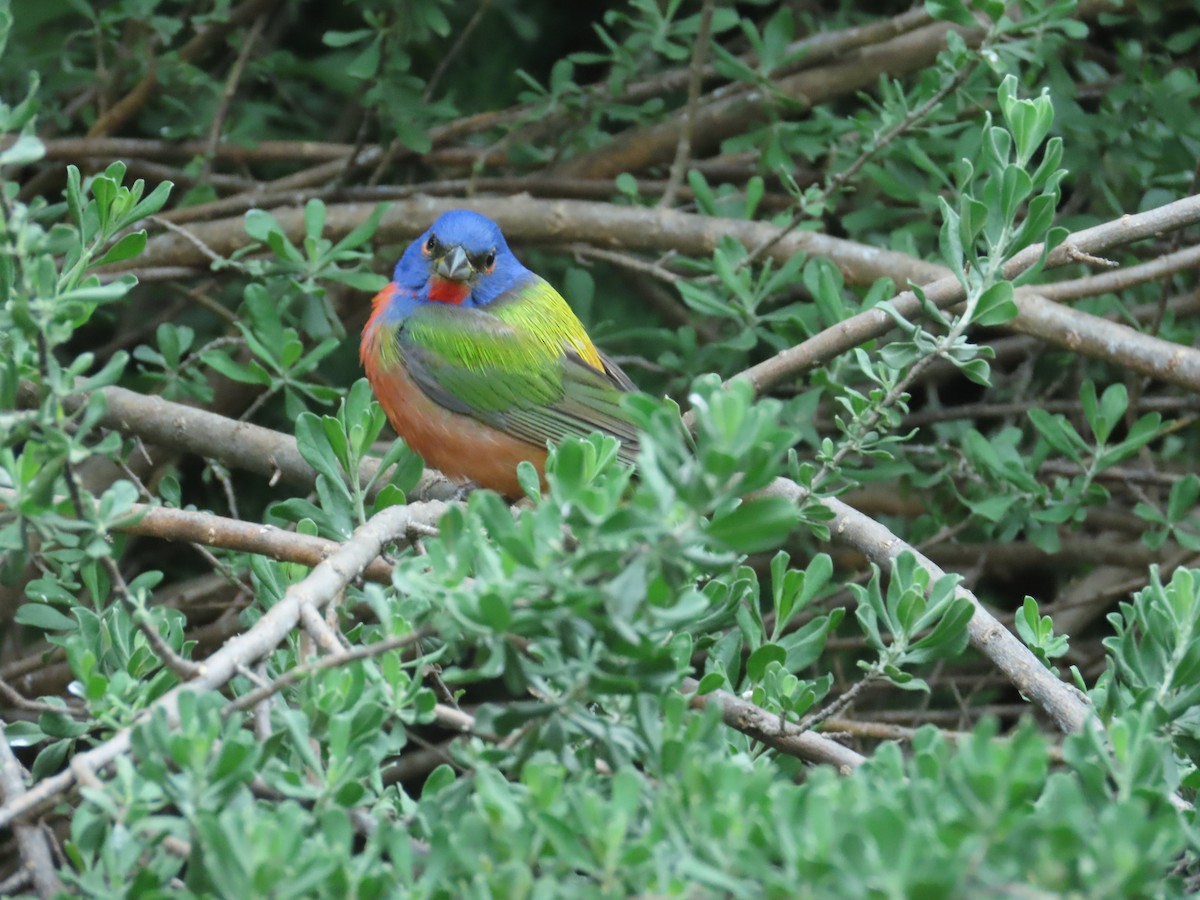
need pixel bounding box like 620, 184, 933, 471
427, 276, 470, 305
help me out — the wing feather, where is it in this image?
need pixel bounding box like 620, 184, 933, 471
395, 279, 639, 464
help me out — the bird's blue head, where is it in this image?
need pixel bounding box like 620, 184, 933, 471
389, 210, 530, 310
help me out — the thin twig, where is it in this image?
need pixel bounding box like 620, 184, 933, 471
0, 676, 85, 717
200, 12, 268, 183
795, 671, 879, 735
226, 630, 430, 713
659, 0, 715, 209
146, 216, 236, 269
1038, 243, 1200, 301
821, 716, 1066, 764
424, 0, 491, 102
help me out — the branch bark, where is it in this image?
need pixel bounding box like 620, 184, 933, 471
17, 381, 455, 501
0, 488, 411, 584
681, 677, 866, 771
0, 725, 62, 898
119, 195, 1200, 397
728, 194, 1200, 395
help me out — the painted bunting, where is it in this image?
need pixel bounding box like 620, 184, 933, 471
361, 209, 638, 498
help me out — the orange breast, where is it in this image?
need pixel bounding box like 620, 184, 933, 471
362, 343, 546, 499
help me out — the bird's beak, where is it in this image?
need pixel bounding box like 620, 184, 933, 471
433, 245, 473, 282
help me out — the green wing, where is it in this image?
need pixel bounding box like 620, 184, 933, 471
397, 279, 639, 462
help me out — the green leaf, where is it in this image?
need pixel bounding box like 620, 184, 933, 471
14, 602, 77, 631
323, 28, 373, 47
244, 209, 278, 242
202, 350, 270, 385
3, 721, 46, 748
925, 0, 978, 27
1089, 382, 1127, 446
65, 164, 83, 227
998, 164, 1034, 224
973, 281, 1017, 327
804, 259, 846, 327
93, 230, 147, 267
1027, 408, 1083, 461
304, 198, 326, 243
1168, 476, 1200, 524
331, 203, 390, 254
347, 35, 382, 79
295, 413, 345, 485
695, 672, 726, 694
958, 358, 993, 387
687, 169, 717, 215
706, 496, 800, 554
746, 643, 786, 681
123, 180, 172, 227
938, 197, 965, 279
478, 592, 511, 631
0, 132, 44, 167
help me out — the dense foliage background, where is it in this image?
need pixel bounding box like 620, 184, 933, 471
2, 0, 1200, 895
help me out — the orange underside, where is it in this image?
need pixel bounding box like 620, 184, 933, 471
364, 353, 546, 499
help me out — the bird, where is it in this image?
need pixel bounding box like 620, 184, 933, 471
361, 209, 639, 498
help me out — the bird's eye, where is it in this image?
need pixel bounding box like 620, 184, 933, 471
423, 235, 441, 257
483, 250, 496, 272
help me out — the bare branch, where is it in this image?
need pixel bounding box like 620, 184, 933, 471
119, 194, 1200, 393
0, 488, 412, 583
728, 193, 1200, 396
15, 381, 456, 502
681, 677, 866, 771
0, 724, 63, 898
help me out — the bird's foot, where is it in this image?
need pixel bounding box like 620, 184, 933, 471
450, 480, 480, 502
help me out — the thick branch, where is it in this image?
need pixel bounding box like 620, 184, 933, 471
0, 488, 407, 583
681, 677, 866, 771
16, 381, 454, 501
122, 196, 1200, 397
0, 725, 62, 898
121, 196, 947, 290
730, 194, 1200, 395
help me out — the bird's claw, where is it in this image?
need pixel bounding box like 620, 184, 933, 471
450, 481, 479, 502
